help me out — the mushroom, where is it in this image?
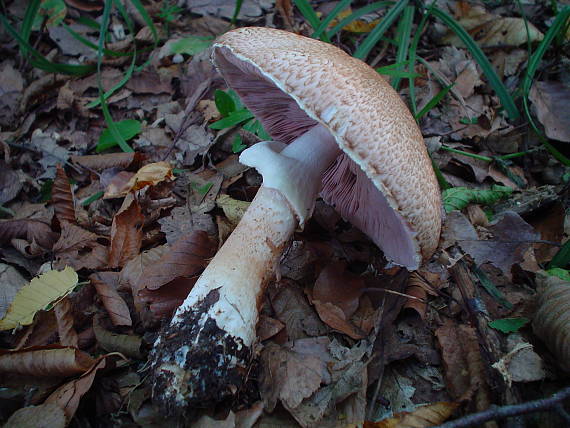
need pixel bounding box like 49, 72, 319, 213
151, 27, 442, 413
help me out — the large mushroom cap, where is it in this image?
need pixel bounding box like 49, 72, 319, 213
212, 27, 442, 269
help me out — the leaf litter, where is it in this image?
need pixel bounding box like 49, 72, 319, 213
1, 0, 570, 426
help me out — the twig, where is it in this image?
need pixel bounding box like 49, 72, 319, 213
434, 386, 570, 428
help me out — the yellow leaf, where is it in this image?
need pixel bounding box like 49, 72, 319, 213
216, 194, 250, 225
0, 267, 79, 330
126, 162, 174, 192
329, 9, 380, 33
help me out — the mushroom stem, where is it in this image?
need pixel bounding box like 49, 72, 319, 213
151, 125, 340, 412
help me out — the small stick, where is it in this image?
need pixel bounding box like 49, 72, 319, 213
434, 386, 570, 428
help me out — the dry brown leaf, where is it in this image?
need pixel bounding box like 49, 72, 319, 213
0, 219, 58, 249
93, 315, 143, 359
533, 273, 570, 372
53, 222, 109, 270
459, 212, 539, 280
435, 319, 488, 404
90, 272, 132, 327
52, 166, 76, 224
54, 297, 79, 348
258, 315, 285, 341
403, 273, 430, 319
3, 403, 66, 428
126, 161, 174, 192
138, 277, 198, 319
71, 152, 143, 171
120, 245, 168, 290
313, 300, 366, 340
529, 81, 570, 143
109, 198, 144, 268
0, 346, 95, 377
313, 263, 364, 318
270, 280, 328, 341
261, 341, 329, 411
135, 231, 216, 291
103, 171, 136, 199
45, 354, 122, 421
367, 401, 459, 427
0, 160, 22, 205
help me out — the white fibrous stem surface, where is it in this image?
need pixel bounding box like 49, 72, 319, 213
172, 186, 297, 345
152, 124, 340, 411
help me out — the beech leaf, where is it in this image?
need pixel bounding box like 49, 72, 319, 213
0, 266, 79, 330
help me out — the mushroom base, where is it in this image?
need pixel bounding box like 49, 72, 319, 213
151, 289, 254, 414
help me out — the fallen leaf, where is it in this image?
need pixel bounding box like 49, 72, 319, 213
0, 160, 22, 205
53, 222, 109, 271
459, 211, 539, 279
368, 401, 459, 427
93, 315, 143, 359
0, 219, 58, 249
134, 231, 216, 291
313, 263, 364, 318
52, 166, 76, 224
216, 194, 250, 225
126, 161, 174, 192
71, 152, 143, 171
54, 297, 79, 347
3, 403, 66, 428
90, 272, 132, 327
533, 273, 570, 372
313, 301, 366, 339
109, 199, 144, 268
269, 280, 328, 341
0, 62, 24, 127
529, 81, 570, 142
0, 346, 94, 376
0, 266, 79, 330
0, 263, 28, 320
45, 354, 122, 420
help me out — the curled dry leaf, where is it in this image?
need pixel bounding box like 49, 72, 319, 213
109, 198, 144, 268
0, 346, 95, 376
93, 315, 143, 359
45, 354, 123, 421
533, 274, 570, 372
135, 231, 216, 291
52, 166, 76, 224
403, 272, 431, 319
3, 403, 66, 428
0, 219, 58, 249
53, 222, 109, 271
126, 161, 174, 192
435, 318, 491, 406
0, 266, 78, 331
90, 272, 132, 327
71, 152, 143, 171
368, 401, 459, 428
54, 297, 79, 348
313, 263, 364, 318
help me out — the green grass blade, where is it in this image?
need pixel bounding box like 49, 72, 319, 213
97, 0, 133, 153
0, 14, 94, 75
415, 83, 453, 120
293, 0, 330, 42
408, 7, 430, 117
312, 0, 352, 40
391, 4, 414, 90
209, 109, 254, 129
548, 239, 570, 269
353, 0, 409, 61
327, 1, 394, 39
231, 0, 244, 25
429, 6, 519, 121
87, 52, 136, 108
521, 6, 570, 165
63, 23, 132, 57
21, 0, 41, 47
